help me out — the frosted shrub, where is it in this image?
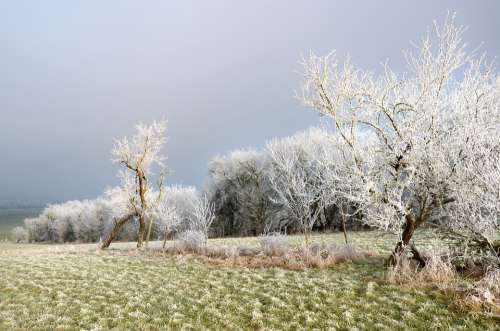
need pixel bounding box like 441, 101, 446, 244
160, 185, 199, 233
306, 242, 362, 267
259, 233, 289, 256
237, 245, 261, 256
24, 217, 46, 242
332, 243, 361, 262
175, 230, 206, 253
387, 253, 457, 288
11, 226, 28, 243
470, 268, 500, 305
190, 194, 216, 239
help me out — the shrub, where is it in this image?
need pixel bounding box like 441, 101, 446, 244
386, 253, 457, 288
11, 226, 28, 243
237, 245, 261, 256
467, 268, 500, 307
175, 230, 206, 253
259, 233, 289, 256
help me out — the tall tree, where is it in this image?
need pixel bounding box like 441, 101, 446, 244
300, 14, 500, 263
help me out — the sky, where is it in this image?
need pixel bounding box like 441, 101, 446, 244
1, 1, 499, 206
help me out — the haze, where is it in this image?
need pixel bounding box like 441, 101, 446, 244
1, 1, 499, 206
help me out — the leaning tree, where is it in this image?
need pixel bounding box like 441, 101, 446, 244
300, 14, 500, 264
101, 120, 168, 249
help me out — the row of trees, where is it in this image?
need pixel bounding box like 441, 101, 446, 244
19, 185, 206, 245
19, 126, 361, 246
206, 128, 364, 241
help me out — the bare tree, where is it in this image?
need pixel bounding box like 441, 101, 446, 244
266, 136, 326, 246
189, 194, 216, 243
154, 201, 181, 249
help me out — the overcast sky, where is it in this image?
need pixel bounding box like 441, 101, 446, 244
1, 1, 499, 206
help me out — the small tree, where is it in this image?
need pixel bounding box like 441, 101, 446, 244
154, 201, 181, 249
189, 194, 216, 243
11, 226, 28, 243
266, 136, 326, 246
101, 120, 168, 249
300, 13, 500, 263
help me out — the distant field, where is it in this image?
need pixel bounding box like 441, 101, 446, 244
0, 231, 498, 330
0, 208, 42, 240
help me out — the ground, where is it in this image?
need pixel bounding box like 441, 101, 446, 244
0, 232, 498, 330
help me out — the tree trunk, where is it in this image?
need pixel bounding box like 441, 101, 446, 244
162, 227, 168, 249
145, 217, 154, 249
340, 203, 348, 244
137, 214, 146, 248
341, 214, 348, 245
101, 214, 134, 249
136, 168, 148, 249
387, 213, 426, 267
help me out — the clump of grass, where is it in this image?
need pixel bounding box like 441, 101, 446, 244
302, 242, 363, 268
159, 232, 366, 270
259, 233, 289, 256
176, 241, 365, 270
173, 230, 206, 253
386, 252, 457, 289
386, 251, 500, 313
459, 267, 500, 313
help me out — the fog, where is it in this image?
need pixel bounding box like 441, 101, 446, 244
1, 1, 499, 206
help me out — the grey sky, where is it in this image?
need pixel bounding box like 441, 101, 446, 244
1, 1, 499, 206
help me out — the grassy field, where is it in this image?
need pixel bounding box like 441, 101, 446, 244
0, 231, 498, 330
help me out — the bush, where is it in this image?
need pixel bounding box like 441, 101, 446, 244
237, 245, 261, 256
259, 233, 289, 256
468, 268, 500, 307
386, 253, 457, 288
11, 226, 28, 243
175, 230, 206, 253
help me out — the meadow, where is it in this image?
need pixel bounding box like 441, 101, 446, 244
1, 231, 498, 330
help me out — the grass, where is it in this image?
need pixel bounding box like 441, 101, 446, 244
0, 231, 498, 330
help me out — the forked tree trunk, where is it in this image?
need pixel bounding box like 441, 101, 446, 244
101, 214, 134, 249
387, 213, 427, 267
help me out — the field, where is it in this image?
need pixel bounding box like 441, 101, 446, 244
0, 231, 498, 330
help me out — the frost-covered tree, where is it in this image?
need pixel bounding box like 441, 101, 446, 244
154, 200, 181, 248
266, 130, 330, 245
206, 149, 275, 236
161, 185, 199, 232
300, 14, 500, 262
23, 198, 111, 243
101, 120, 168, 249
189, 194, 216, 242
